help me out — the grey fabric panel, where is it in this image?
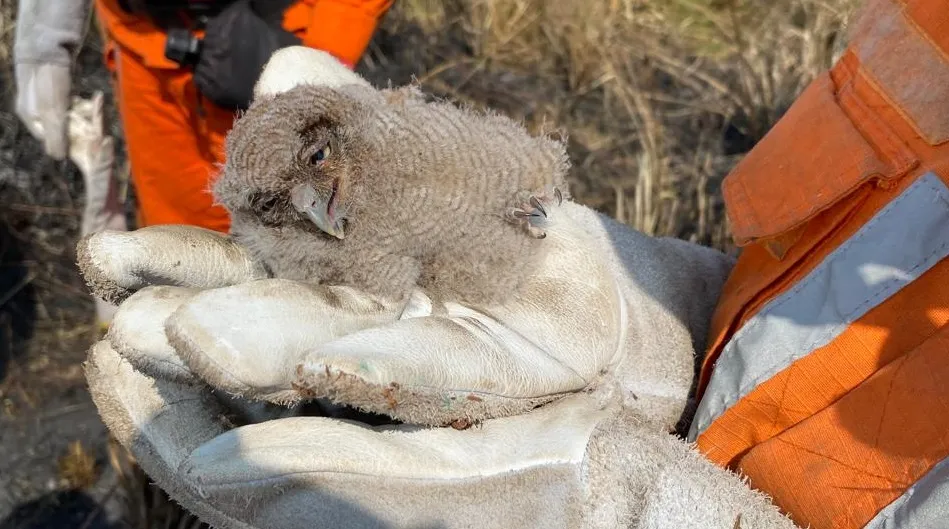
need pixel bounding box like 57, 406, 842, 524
688, 172, 949, 441
864, 456, 949, 529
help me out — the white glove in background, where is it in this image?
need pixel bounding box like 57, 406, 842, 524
15, 0, 125, 326
68, 91, 128, 327
13, 0, 87, 160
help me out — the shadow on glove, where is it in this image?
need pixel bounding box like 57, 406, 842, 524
85, 339, 798, 529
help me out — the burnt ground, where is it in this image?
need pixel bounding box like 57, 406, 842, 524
0, 23, 138, 527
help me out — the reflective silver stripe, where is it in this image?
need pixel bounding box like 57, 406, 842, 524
864, 456, 949, 529
687, 172, 949, 441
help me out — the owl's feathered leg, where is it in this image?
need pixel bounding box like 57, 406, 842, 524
507, 186, 564, 239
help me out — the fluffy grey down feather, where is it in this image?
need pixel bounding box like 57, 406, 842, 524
215, 80, 570, 307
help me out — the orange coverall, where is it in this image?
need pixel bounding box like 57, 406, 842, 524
94, 0, 393, 232
688, 0, 949, 527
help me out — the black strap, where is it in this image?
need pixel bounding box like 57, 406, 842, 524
118, 0, 296, 31
117, 0, 235, 29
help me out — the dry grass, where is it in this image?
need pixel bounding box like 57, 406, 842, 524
0, 0, 860, 526
58, 440, 99, 490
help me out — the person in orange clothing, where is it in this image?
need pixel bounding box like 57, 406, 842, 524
685, 0, 949, 527
15, 0, 391, 328
15, 0, 393, 234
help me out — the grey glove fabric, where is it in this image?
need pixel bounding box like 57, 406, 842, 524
85, 339, 799, 529
13, 0, 86, 159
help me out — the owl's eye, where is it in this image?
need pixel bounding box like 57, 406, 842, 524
256, 195, 278, 213
309, 143, 331, 165
251, 193, 277, 213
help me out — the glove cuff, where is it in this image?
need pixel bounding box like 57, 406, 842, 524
581, 409, 799, 528
84, 342, 252, 529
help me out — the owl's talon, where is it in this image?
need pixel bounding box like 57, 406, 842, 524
509, 205, 548, 239
507, 187, 565, 239
529, 196, 547, 218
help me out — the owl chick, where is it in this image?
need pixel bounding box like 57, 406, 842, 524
213, 80, 569, 307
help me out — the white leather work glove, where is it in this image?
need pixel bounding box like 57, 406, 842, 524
76, 46, 800, 529
68, 91, 128, 328
78, 211, 798, 529
13, 0, 87, 160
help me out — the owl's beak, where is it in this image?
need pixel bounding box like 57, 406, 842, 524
291, 182, 346, 239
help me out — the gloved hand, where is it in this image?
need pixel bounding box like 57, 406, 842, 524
77, 47, 800, 528
13, 0, 86, 160
78, 200, 797, 529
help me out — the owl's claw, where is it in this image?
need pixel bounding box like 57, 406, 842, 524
508, 186, 564, 239
529, 196, 547, 218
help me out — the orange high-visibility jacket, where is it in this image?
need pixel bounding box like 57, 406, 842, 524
687, 0, 949, 528
93, 0, 393, 232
